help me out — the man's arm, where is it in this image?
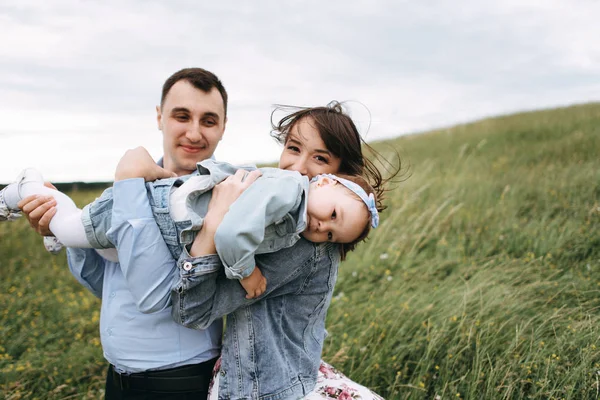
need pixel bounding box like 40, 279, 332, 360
100, 147, 180, 313
106, 147, 262, 313
107, 174, 263, 312
66, 248, 105, 298
106, 178, 180, 313
18, 184, 58, 237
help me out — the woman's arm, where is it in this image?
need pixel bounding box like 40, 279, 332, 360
66, 248, 105, 298
172, 239, 319, 330
213, 176, 301, 279
189, 169, 263, 256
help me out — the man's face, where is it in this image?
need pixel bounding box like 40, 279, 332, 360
157, 80, 226, 176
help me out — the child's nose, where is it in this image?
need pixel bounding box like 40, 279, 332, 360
317, 220, 329, 232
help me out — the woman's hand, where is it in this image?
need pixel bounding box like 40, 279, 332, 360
17, 183, 58, 236
189, 169, 262, 256
203, 169, 263, 230
115, 147, 177, 182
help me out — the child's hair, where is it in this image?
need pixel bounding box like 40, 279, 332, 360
333, 173, 377, 260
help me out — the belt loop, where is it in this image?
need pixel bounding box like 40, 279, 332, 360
113, 367, 129, 390
122, 373, 130, 390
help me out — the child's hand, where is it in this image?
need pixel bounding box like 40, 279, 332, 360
240, 267, 267, 299
115, 147, 177, 182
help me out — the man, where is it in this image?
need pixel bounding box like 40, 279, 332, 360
19, 68, 260, 399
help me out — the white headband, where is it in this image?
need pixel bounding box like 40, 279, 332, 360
311, 174, 379, 228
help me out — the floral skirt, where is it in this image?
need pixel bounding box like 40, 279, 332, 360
208, 358, 384, 399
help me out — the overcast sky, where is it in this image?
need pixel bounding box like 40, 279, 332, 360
1, 0, 598, 183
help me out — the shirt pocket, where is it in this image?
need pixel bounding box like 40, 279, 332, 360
256, 214, 297, 254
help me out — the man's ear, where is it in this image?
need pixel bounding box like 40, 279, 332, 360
156, 105, 163, 131
220, 116, 227, 140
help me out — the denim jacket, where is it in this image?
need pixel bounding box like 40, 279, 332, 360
172, 239, 341, 400
83, 159, 309, 280
148, 160, 310, 280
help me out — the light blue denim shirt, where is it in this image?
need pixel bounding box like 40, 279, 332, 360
66, 176, 222, 373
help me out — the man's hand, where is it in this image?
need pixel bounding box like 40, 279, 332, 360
18, 182, 58, 236
115, 147, 177, 182
240, 267, 267, 299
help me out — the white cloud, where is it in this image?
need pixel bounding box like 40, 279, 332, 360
0, 0, 598, 183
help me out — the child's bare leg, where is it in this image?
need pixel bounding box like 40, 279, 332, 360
240, 267, 267, 299
2, 169, 91, 248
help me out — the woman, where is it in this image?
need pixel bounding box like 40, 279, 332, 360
163, 102, 390, 399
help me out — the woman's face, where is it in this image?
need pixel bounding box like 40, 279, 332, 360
278, 117, 342, 179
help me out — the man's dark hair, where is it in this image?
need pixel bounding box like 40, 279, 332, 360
161, 68, 228, 117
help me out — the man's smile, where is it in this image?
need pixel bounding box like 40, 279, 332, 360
180, 144, 206, 153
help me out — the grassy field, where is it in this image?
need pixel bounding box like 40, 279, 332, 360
1, 103, 599, 399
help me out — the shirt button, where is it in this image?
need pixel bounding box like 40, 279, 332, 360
183, 262, 193, 271
110, 292, 116, 298
220, 369, 226, 376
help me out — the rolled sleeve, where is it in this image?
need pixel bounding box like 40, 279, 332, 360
178, 247, 223, 275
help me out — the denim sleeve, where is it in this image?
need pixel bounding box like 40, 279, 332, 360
67, 248, 105, 299
81, 187, 115, 249
214, 177, 302, 280
172, 238, 318, 330
106, 178, 179, 314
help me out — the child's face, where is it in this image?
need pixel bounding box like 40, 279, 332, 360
302, 176, 369, 244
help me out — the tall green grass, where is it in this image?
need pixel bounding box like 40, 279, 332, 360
1, 103, 599, 399
324, 103, 600, 399
1, 191, 105, 399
